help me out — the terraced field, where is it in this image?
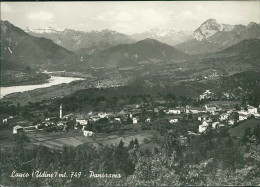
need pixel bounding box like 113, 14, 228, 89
26, 130, 154, 150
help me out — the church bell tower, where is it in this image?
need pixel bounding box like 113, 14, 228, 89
60, 104, 62, 119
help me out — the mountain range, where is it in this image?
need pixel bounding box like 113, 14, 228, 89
1, 19, 259, 71
24, 28, 135, 55
24, 19, 259, 56
176, 19, 260, 54
130, 28, 192, 46
1, 19, 259, 91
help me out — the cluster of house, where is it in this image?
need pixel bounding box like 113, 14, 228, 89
11, 104, 145, 137
198, 104, 259, 133
10, 102, 260, 137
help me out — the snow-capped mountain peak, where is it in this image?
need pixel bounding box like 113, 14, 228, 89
193, 19, 235, 41
24, 27, 63, 34
130, 28, 192, 46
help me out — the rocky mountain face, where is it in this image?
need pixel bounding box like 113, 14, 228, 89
88, 38, 190, 67
1, 20, 79, 70
130, 28, 192, 46
24, 28, 135, 55
176, 19, 260, 54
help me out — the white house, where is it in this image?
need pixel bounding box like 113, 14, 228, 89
219, 113, 229, 121
3, 118, 8, 124
205, 105, 216, 112
228, 119, 235, 125
239, 114, 248, 121
114, 118, 121, 122
199, 121, 209, 133
13, 125, 23, 134
198, 117, 201, 121
212, 122, 220, 129
248, 105, 258, 114
238, 110, 249, 115
76, 119, 88, 125
169, 119, 178, 124
167, 109, 181, 114
98, 112, 108, 118
91, 115, 100, 122
186, 106, 204, 114
145, 117, 151, 123
219, 124, 225, 128
132, 117, 138, 124
186, 108, 199, 114
3, 116, 14, 124
83, 130, 94, 137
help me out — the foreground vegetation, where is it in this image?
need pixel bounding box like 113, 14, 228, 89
1, 124, 260, 186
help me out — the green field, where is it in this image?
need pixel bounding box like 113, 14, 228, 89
25, 130, 154, 150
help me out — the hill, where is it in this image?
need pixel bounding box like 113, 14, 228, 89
88, 38, 190, 67
194, 39, 260, 75
214, 38, 260, 59
1, 20, 78, 70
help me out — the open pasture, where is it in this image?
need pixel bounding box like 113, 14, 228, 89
26, 130, 155, 150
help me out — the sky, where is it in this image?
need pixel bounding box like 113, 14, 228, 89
1, 1, 259, 34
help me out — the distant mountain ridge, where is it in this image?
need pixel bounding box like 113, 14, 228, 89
130, 28, 192, 46
24, 26, 64, 34
176, 19, 260, 54
24, 27, 135, 55
88, 38, 190, 67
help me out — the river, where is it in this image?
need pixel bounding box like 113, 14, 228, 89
0, 76, 84, 99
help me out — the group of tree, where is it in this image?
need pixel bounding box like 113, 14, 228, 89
1, 125, 260, 186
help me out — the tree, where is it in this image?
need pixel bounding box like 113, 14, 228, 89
134, 138, 140, 148
242, 126, 252, 143
253, 123, 260, 143
114, 140, 135, 175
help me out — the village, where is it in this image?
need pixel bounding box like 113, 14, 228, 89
3, 89, 259, 147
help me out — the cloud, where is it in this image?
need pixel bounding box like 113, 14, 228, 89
137, 9, 170, 26
115, 12, 134, 22
175, 10, 198, 21
27, 11, 54, 22
112, 23, 131, 32
95, 11, 115, 22
1, 3, 13, 13
94, 9, 169, 25
93, 9, 171, 33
